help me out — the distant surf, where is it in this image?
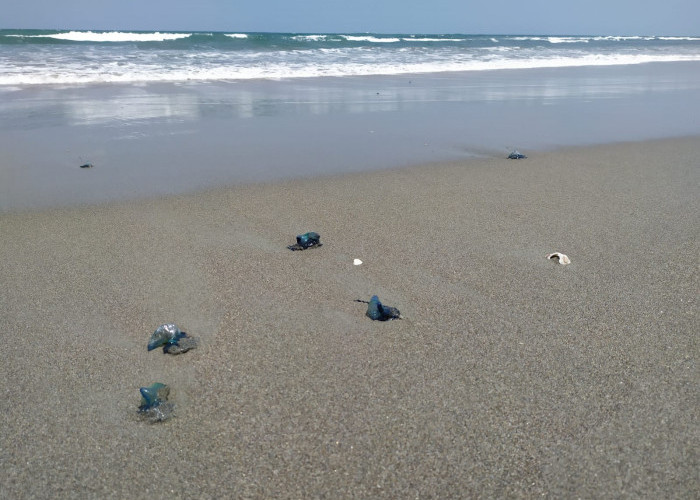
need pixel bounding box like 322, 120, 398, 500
1, 30, 699, 85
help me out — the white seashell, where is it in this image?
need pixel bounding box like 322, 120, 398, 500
546, 252, 571, 265
353, 258, 363, 266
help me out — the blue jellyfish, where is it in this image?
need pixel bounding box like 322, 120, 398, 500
147, 324, 198, 354
288, 232, 322, 251
138, 382, 174, 422
355, 295, 402, 321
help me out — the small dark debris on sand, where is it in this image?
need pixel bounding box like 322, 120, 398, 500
288, 232, 322, 251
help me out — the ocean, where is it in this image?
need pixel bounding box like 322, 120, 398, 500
1, 29, 700, 85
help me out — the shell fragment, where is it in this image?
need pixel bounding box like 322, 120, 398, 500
546, 252, 571, 265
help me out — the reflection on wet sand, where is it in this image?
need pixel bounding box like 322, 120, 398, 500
1, 63, 699, 211
5, 63, 696, 129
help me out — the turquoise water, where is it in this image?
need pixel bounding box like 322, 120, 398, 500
1, 30, 699, 85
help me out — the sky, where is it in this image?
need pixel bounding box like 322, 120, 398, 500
1, 0, 698, 35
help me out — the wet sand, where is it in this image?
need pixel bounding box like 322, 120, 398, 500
1, 137, 697, 498
3, 62, 700, 212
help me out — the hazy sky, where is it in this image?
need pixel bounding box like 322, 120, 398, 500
2, 0, 698, 35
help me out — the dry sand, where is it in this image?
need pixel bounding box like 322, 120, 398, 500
1, 137, 698, 498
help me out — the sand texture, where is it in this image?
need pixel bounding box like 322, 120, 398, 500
1, 138, 698, 498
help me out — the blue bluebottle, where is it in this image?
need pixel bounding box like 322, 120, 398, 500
288, 232, 322, 251
138, 382, 174, 422
147, 323, 198, 354
356, 295, 402, 321
508, 150, 527, 159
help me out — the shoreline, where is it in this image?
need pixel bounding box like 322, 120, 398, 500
2, 61, 700, 212
1, 137, 697, 498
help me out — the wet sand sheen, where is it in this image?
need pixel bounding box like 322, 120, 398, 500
3, 62, 700, 212
0, 137, 697, 498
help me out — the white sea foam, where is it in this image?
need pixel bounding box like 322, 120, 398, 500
25, 31, 191, 42
548, 37, 590, 44
511, 36, 546, 41
341, 35, 401, 43
658, 36, 700, 41
291, 35, 329, 41
224, 33, 249, 39
592, 36, 652, 41
2, 51, 698, 86
402, 37, 466, 42
512, 35, 694, 43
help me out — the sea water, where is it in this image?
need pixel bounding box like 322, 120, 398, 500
1, 31, 700, 210
1, 30, 700, 85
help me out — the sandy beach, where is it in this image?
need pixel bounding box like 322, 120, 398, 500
1, 136, 697, 498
